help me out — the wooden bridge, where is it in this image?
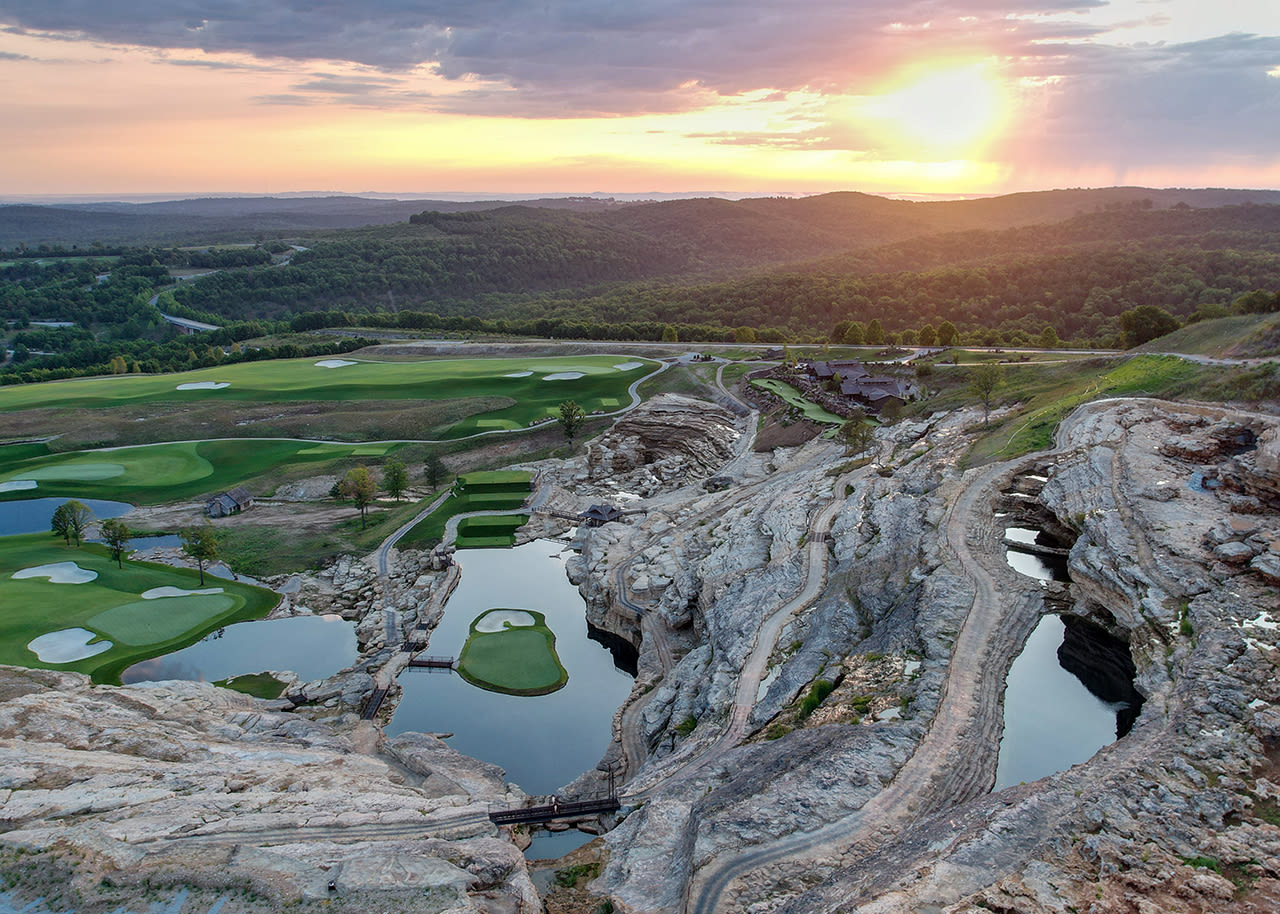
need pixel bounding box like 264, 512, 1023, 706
407, 655, 456, 670
360, 686, 390, 721
488, 796, 620, 826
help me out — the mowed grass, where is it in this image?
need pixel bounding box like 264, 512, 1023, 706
0, 439, 409, 504
455, 514, 530, 549
0, 533, 278, 683
400, 471, 532, 548
456, 609, 568, 696
0, 355, 657, 439
750, 378, 845, 424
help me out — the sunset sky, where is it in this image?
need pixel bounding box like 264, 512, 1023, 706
2, 0, 1278, 197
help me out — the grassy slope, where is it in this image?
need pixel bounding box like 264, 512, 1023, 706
750, 378, 845, 424
0, 355, 656, 439
0, 534, 278, 683
1137, 313, 1280, 359
923, 355, 1207, 466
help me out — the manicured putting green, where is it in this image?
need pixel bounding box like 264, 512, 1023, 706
455, 514, 529, 549
89, 594, 236, 645
750, 378, 845, 424
0, 533, 278, 683
456, 608, 568, 696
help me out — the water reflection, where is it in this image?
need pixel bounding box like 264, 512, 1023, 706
0, 497, 132, 536
388, 540, 634, 795
994, 615, 1134, 790
122, 614, 357, 684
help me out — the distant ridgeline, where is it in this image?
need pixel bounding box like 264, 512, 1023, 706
2, 189, 1280, 381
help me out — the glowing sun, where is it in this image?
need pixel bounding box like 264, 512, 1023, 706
864, 63, 1006, 156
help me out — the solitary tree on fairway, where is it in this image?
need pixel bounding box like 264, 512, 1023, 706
51, 500, 93, 547
557, 399, 586, 443
382, 458, 408, 501
340, 466, 378, 528
180, 522, 219, 586
424, 453, 447, 491
99, 518, 131, 568
969, 362, 1005, 426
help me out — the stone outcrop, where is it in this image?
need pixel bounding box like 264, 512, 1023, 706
579, 394, 740, 497
0, 667, 534, 913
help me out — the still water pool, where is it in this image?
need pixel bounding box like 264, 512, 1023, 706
388, 540, 634, 796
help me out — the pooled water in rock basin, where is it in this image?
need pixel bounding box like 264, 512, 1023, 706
121, 614, 358, 684
994, 614, 1137, 790
387, 540, 635, 795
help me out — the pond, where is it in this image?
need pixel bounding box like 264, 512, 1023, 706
120, 614, 358, 685
388, 540, 635, 796
0, 497, 133, 537
994, 614, 1142, 790
524, 828, 598, 860
1004, 526, 1070, 583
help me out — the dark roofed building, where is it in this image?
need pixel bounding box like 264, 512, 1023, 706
206, 486, 255, 518
580, 504, 626, 527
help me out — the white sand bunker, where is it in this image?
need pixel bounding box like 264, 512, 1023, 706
474, 609, 537, 633
0, 480, 37, 493
315, 359, 358, 369
542, 371, 585, 381
503, 370, 534, 378
28, 628, 112, 664
176, 381, 230, 391
141, 586, 224, 599
14, 562, 97, 584
614, 361, 644, 371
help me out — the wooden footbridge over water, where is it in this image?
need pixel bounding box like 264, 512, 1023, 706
488, 796, 621, 826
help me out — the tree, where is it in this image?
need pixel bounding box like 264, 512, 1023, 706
866, 319, 885, 345
969, 362, 1005, 426
1039, 326, 1059, 349
840, 411, 875, 456
382, 458, 408, 501
50, 500, 92, 547
99, 518, 131, 568
557, 399, 586, 443
180, 522, 219, 586
842, 321, 865, 345
918, 324, 937, 347
937, 321, 959, 347
1120, 305, 1180, 348
340, 466, 377, 529
661, 325, 678, 343
424, 453, 447, 491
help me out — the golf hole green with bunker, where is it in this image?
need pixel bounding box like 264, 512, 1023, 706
456, 608, 568, 696
0, 533, 279, 684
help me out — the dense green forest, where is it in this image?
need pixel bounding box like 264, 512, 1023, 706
4, 190, 1280, 385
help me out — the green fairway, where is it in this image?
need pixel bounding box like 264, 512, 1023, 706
0, 355, 657, 440
455, 514, 530, 549
0, 438, 410, 504
750, 378, 845, 424
401, 471, 533, 547
456, 609, 568, 696
0, 533, 278, 683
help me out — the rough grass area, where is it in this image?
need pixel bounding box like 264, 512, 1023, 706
400, 471, 532, 548
0, 533, 277, 683
215, 672, 287, 699
0, 355, 657, 441
635, 364, 719, 401
455, 514, 530, 549
1138, 313, 1280, 359
750, 378, 844, 424
456, 609, 568, 696
925, 354, 1209, 466
0, 438, 410, 504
